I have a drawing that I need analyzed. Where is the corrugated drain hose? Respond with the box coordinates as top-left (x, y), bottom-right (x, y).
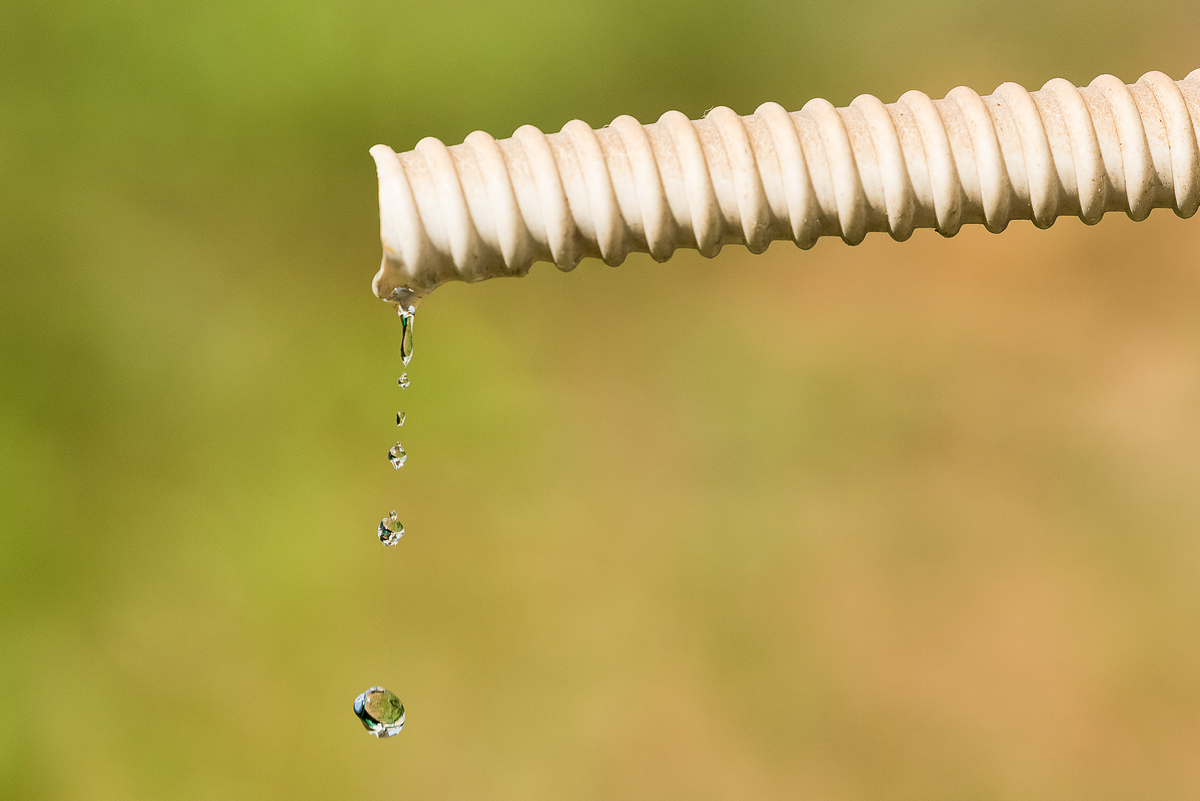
top-left (370, 69), bottom-right (1200, 309)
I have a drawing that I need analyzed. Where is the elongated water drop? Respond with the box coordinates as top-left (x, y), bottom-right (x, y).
top-left (398, 373), bottom-right (410, 389)
top-left (388, 442), bottom-right (407, 468)
top-left (377, 511), bottom-right (404, 545)
top-left (399, 309), bottom-right (414, 367)
top-left (396, 411), bottom-right (405, 427)
top-left (353, 686), bottom-right (405, 737)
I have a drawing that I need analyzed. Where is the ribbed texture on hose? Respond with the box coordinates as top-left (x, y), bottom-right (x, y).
top-left (371, 69), bottom-right (1200, 305)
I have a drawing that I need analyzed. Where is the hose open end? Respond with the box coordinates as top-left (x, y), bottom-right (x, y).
top-left (370, 144), bottom-right (436, 311)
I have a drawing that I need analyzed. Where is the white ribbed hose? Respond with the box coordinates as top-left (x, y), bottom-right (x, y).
top-left (370, 69), bottom-right (1200, 308)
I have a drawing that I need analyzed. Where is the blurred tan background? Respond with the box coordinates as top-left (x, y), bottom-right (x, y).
top-left (3, 1), bottom-right (1200, 799)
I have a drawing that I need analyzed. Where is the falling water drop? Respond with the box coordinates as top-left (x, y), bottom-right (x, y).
top-left (396, 411), bottom-right (405, 427)
top-left (377, 511), bottom-right (404, 545)
top-left (398, 373), bottom-right (410, 389)
top-left (388, 442), bottom-right (407, 468)
top-left (353, 686), bottom-right (405, 737)
top-left (399, 308), bottom-right (415, 366)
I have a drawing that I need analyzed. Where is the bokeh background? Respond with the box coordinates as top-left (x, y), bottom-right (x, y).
top-left (4, 1), bottom-right (1200, 798)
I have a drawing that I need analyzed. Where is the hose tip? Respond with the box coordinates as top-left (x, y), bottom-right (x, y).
top-left (372, 266), bottom-right (422, 312)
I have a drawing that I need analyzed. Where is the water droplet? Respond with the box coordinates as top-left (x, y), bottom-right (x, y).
top-left (377, 511), bottom-right (404, 545)
top-left (388, 442), bottom-right (407, 468)
top-left (389, 287), bottom-right (418, 313)
top-left (354, 686), bottom-right (405, 737)
top-left (396, 411), bottom-right (405, 427)
top-left (398, 373), bottom-right (410, 389)
top-left (399, 310), bottom-right (414, 367)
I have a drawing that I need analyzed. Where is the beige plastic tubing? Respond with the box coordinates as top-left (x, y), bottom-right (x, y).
top-left (370, 69), bottom-right (1200, 309)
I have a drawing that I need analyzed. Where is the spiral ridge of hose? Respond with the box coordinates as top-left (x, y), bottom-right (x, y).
top-left (371, 69), bottom-right (1200, 307)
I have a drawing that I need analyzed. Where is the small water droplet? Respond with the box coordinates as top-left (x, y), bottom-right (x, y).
top-left (396, 411), bottom-right (405, 427)
top-left (388, 442), bottom-right (407, 468)
top-left (398, 373), bottom-right (410, 389)
top-left (377, 510), bottom-right (404, 545)
top-left (399, 310), bottom-right (414, 367)
top-left (354, 686), bottom-right (405, 737)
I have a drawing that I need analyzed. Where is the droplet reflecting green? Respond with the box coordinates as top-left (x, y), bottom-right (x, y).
top-left (399, 310), bottom-right (414, 367)
top-left (354, 686), bottom-right (405, 737)
top-left (377, 511), bottom-right (403, 545)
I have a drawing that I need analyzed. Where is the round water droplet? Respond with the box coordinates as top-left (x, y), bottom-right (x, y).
top-left (354, 686), bottom-right (405, 737)
top-left (398, 373), bottom-right (410, 389)
top-left (377, 511), bottom-right (404, 545)
top-left (399, 311), bottom-right (415, 367)
top-left (396, 411), bottom-right (405, 427)
top-left (388, 442), bottom-right (407, 468)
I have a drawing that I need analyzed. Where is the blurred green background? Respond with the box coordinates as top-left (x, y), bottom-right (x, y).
top-left (3, 1), bottom-right (1200, 798)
